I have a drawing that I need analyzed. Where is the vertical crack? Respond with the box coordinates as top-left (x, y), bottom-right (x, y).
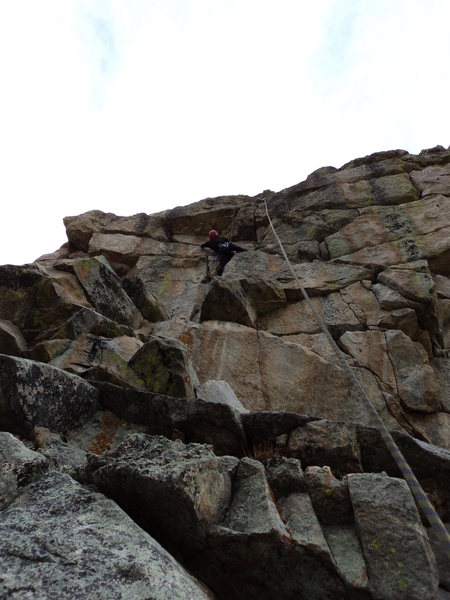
top-left (256, 329), bottom-right (270, 411)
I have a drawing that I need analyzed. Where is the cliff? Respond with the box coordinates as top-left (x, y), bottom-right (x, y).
top-left (1, 146), bottom-right (449, 599)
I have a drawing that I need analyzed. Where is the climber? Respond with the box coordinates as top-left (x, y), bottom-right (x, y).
top-left (201, 230), bottom-right (247, 276)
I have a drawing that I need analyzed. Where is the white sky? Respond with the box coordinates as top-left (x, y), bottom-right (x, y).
top-left (1, 0), bottom-right (449, 265)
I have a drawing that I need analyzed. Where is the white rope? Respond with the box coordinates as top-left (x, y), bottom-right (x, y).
top-left (263, 198), bottom-right (450, 561)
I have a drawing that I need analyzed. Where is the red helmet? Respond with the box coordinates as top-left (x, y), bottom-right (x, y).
top-left (208, 229), bottom-right (219, 240)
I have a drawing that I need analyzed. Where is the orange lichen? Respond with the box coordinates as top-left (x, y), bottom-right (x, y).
top-left (87, 411), bottom-right (121, 455)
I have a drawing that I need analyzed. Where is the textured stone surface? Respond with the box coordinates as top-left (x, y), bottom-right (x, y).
top-left (223, 458), bottom-right (287, 535)
top-left (305, 466), bottom-right (353, 525)
top-left (348, 473), bottom-right (439, 600)
top-left (0, 432), bottom-right (48, 510)
top-left (92, 434), bottom-right (237, 557)
top-left (288, 420), bottom-right (363, 476)
top-left (0, 354), bottom-right (98, 434)
top-left (264, 456), bottom-right (306, 498)
top-left (62, 256), bottom-right (143, 328)
top-left (0, 264), bottom-right (83, 343)
top-left (323, 525), bottom-right (370, 595)
top-left (1, 146), bottom-right (450, 600)
top-left (195, 379), bottom-right (248, 413)
top-left (0, 471), bottom-right (212, 599)
top-left (96, 382), bottom-right (247, 457)
top-left (50, 333), bottom-right (146, 389)
top-left (128, 335), bottom-right (199, 398)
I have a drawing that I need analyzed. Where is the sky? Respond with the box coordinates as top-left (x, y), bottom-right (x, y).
top-left (1, 0), bottom-right (449, 265)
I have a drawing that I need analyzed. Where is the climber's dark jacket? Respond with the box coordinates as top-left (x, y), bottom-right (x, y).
top-left (201, 236), bottom-right (246, 275)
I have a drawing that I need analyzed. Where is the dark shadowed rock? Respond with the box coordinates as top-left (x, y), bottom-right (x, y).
top-left (122, 274), bottom-right (168, 322)
top-left (0, 319), bottom-right (26, 356)
top-left (0, 354), bottom-right (98, 434)
top-left (242, 411), bottom-right (317, 442)
top-left (428, 522), bottom-right (450, 591)
top-left (95, 381), bottom-right (247, 457)
top-left (288, 420), bottom-right (363, 476)
top-left (0, 471), bottom-right (213, 599)
top-left (0, 264), bottom-right (83, 343)
top-left (200, 278), bottom-right (256, 327)
top-left (264, 456), bottom-right (306, 499)
top-left (305, 466), bottom-right (353, 525)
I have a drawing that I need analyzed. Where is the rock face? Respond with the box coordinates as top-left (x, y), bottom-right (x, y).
top-left (1, 145), bottom-right (450, 598)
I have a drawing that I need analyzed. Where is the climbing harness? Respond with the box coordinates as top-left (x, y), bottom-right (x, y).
top-left (263, 198), bottom-right (450, 561)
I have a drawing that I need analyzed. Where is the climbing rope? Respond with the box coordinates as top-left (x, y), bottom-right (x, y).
top-left (263, 198), bottom-right (450, 561)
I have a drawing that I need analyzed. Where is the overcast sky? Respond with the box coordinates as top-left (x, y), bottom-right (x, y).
top-left (1, 0), bottom-right (449, 265)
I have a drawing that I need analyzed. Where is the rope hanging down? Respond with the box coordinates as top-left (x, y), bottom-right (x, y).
top-left (263, 198), bottom-right (450, 561)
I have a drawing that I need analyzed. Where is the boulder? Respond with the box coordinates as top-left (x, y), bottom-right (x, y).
top-left (259, 291), bottom-right (362, 337)
top-left (339, 228), bottom-right (450, 274)
top-left (64, 209), bottom-right (169, 251)
top-left (0, 432), bottom-right (48, 510)
top-left (66, 411), bottom-right (149, 456)
top-left (428, 522), bottom-right (450, 591)
top-left (0, 264), bottom-right (83, 343)
top-left (129, 335), bottom-right (199, 399)
top-left (430, 357), bottom-right (450, 412)
top-left (58, 256), bottom-right (143, 328)
top-left (92, 434), bottom-right (237, 557)
top-left (323, 525), bottom-right (371, 596)
top-left (50, 334), bottom-right (146, 389)
top-left (410, 164), bottom-right (450, 197)
top-left (122, 275), bottom-right (168, 322)
top-left (48, 306), bottom-right (134, 340)
top-left (378, 260), bottom-right (437, 305)
top-left (287, 420), bottom-right (363, 476)
top-left (0, 354), bottom-right (98, 434)
top-left (435, 274), bottom-right (450, 299)
top-left (305, 466), bottom-right (353, 525)
top-left (200, 278), bottom-right (256, 327)
top-left (264, 456), bottom-right (306, 499)
top-left (348, 473), bottom-right (439, 600)
top-left (377, 308), bottom-right (422, 340)
top-left (278, 492), bottom-right (331, 556)
top-left (195, 379), bottom-right (248, 413)
top-left (241, 276), bottom-right (287, 314)
top-left (223, 458), bottom-right (288, 535)
top-left (0, 471), bottom-right (212, 599)
top-left (373, 283), bottom-right (410, 310)
top-left (279, 261), bottom-right (372, 301)
top-left (126, 254), bottom-right (208, 319)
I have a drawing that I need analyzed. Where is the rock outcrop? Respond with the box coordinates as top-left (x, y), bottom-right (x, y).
top-left (1, 146), bottom-right (450, 598)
